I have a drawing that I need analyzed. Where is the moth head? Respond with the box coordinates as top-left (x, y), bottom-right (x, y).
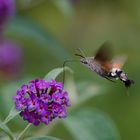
top-left (75, 48), bottom-right (94, 68)
top-left (80, 58), bottom-right (89, 67)
top-left (80, 57), bottom-right (94, 68)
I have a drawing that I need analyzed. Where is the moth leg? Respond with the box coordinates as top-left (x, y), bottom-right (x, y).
top-left (103, 76), bottom-right (116, 83)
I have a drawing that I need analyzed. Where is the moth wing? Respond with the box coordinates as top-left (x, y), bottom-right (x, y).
top-left (100, 62), bottom-right (113, 72)
top-left (94, 42), bottom-right (113, 62)
top-left (112, 55), bottom-right (127, 69)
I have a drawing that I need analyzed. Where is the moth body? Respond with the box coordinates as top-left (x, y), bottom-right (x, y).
top-left (76, 42), bottom-right (134, 87)
top-left (80, 57), bottom-right (107, 76)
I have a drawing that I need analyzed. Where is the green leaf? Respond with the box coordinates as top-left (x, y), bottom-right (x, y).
top-left (6, 16), bottom-right (72, 60)
top-left (0, 121), bottom-right (13, 140)
top-left (17, 0), bottom-right (45, 9)
top-left (64, 108), bottom-right (121, 140)
top-left (24, 136), bottom-right (61, 140)
top-left (52, 0), bottom-right (74, 17)
top-left (0, 83), bottom-right (20, 117)
top-left (0, 82), bottom-right (28, 129)
top-left (76, 81), bottom-right (102, 106)
top-left (4, 106), bottom-right (20, 124)
top-left (63, 75), bottom-right (78, 105)
top-left (44, 67), bottom-right (73, 81)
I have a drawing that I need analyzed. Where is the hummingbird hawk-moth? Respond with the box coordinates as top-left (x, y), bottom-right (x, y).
top-left (75, 42), bottom-right (134, 87)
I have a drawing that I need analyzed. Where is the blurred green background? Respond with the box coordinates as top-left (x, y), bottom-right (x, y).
top-left (0, 0), bottom-right (140, 140)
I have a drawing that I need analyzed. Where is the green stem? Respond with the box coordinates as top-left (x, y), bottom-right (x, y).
top-left (16, 123), bottom-right (32, 140)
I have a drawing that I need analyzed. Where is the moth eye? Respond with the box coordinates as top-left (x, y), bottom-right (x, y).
top-left (83, 61), bottom-right (88, 64)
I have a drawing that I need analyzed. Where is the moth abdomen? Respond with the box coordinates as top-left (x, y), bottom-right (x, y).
top-left (109, 69), bottom-right (134, 87)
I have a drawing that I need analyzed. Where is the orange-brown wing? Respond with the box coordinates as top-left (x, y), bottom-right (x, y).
top-left (94, 42), bottom-right (113, 62)
top-left (99, 55), bottom-right (127, 71)
top-left (99, 61), bottom-right (113, 72)
top-left (94, 42), bottom-right (112, 72)
top-left (94, 42), bottom-right (113, 72)
top-left (112, 55), bottom-right (127, 69)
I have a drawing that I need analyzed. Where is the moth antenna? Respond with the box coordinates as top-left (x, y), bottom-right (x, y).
top-left (76, 48), bottom-right (87, 58)
top-left (62, 59), bottom-right (79, 85)
top-left (75, 53), bottom-right (85, 58)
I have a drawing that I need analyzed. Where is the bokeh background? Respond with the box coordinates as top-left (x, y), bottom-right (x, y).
top-left (0, 0), bottom-right (139, 140)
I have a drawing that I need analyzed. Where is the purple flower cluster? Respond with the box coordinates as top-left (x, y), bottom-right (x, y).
top-left (0, 39), bottom-right (22, 79)
top-left (13, 79), bottom-right (70, 126)
top-left (0, 1), bottom-right (22, 80)
top-left (0, 0), bottom-right (15, 32)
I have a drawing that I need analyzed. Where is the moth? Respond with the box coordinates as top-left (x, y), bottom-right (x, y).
top-left (75, 42), bottom-right (134, 87)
